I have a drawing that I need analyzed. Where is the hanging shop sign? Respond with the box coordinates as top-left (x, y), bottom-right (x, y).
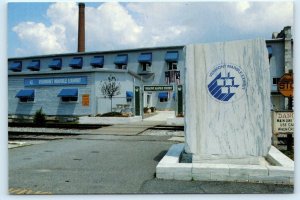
top-left (144, 85), bottom-right (173, 91)
top-left (24, 76), bottom-right (88, 86)
top-left (277, 73), bottom-right (293, 97)
top-left (273, 111), bottom-right (294, 133)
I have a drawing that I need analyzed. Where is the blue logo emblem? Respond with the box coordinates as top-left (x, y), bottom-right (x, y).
top-left (207, 64), bottom-right (247, 103)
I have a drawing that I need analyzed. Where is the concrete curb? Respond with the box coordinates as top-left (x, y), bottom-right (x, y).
top-left (156, 144), bottom-right (294, 185)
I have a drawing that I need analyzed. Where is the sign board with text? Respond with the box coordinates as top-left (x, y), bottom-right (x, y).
top-left (144, 85), bottom-right (173, 91)
top-left (277, 73), bottom-right (293, 97)
top-left (24, 76), bottom-right (88, 86)
top-left (273, 111), bottom-right (294, 133)
top-left (82, 94), bottom-right (90, 106)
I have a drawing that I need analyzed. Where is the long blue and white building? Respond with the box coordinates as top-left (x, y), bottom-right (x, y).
top-left (8, 46), bottom-right (184, 116)
top-left (8, 26), bottom-right (293, 117)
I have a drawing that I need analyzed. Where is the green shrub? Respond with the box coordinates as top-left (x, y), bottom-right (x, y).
top-left (143, 107), bottom-right (149, 113)
top-left (150, 107), bottom-right (156, 112)
top-left (33, 108), bottom-right (46, 127)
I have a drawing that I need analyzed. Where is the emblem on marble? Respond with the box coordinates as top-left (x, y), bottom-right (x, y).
top-left (207, 64), bottom-right (247, 102)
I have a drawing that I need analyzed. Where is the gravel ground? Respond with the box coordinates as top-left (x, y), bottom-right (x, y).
top-left (8, 127), bottom-right (89, 134)
top-left (140, 129), bottom-right (184, 136)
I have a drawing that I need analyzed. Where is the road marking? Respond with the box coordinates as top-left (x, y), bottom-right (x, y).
top-left (9, 188), bottom-right (52, 195)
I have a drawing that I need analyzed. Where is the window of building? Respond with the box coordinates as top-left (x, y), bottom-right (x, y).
top-left (158, 92), bottom-right (168, 102)
top-left (126, 91), bottom-right (133, 103)
top-left (49, 58), bottom-right (62, 70)
top-left (19, 97), bottom-right (34, 102)
top-left (159, 97), bottom-right (168, 102)
top-left (57, 88), bottom-right (78, 102)
top-left (141, 63), bottom-right (151, 72)
top-left (90, 56), bottom-right (104, 68)
top-left (165, 71), bottom-right (180, 84)
top-left (69, 57), bottom-right (83, 69)
top-left (61, 97), bottom-right (78, 102)
top-left (273, 77), bottom-right (281, 85)
top-left (116, 64), bottom-right (127, 70)
top-left (15, 89), bottom-right (35, 103)
top-left (138, 52), bottom-right (152, 72)
top-left (9, 61), bottom-right (22, 72)
top-left (168, 62), bottom-right (177, 70)
top-left (114, 54), bottom-right (128, 70)
top-left (27, 60), bottom-right (40, 71)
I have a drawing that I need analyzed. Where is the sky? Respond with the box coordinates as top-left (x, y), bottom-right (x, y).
top-left (7, 1), bottom-right (294, 58)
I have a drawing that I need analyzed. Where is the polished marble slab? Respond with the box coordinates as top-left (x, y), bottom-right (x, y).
top-left (184, 39), bottom-right (272, 161)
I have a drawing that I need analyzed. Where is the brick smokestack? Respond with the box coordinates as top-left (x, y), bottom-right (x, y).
top-left (78, 3), bottom-right (85, 52)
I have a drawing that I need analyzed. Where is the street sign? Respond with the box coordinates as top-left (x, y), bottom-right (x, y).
top-left (273, 111), bottom-right (294, 133)
top-left (277, 73), bottom-right (293, 97)
top-left (144, 85), bottom-right (173, 91)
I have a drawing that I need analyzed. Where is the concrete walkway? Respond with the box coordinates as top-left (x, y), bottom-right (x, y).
top-left (143, 111), bottom-right (175, 122)
top-left (88, 121), bottom-right (162, 136)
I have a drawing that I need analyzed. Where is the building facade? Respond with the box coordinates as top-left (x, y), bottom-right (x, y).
top-left (266, 26), bottom-right (293, 111)
top-left (8, 46), bottom-right (184, 117)
top-left (8, 26), bottom-right (292, 117)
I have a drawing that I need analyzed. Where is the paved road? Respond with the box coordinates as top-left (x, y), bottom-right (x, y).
top-left (9, 133), bottom-right (293, 194)
top-left (9, 134), bottom-right (174, 194)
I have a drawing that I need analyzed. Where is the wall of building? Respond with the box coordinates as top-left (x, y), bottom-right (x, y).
top-left (267, 41), bottom-right (285, 93)
top-left (267, 26), bottom-right (293, 111)
top-left (8, 46), bottom-right (184, 116)
top-left (8, 72), bottom-right (94, 116)
top-left (94, 71), bottom-right (134, 115)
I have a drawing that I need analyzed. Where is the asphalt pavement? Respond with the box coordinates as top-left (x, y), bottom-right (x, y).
top-left (8, 124), bottom-right (294, 194)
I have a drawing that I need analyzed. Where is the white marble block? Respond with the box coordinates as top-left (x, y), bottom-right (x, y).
top-left (184, 39), bottom-right (272, 162)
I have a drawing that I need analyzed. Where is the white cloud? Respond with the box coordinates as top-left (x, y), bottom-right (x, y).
top-left (236, 1), bottom-right (250, 13)
top-left (13, 21), bottom-right (67, 55)
top-left (85, 2), bottom-right (143, 51)
top-left (11, 1), bottom-right (293, 57)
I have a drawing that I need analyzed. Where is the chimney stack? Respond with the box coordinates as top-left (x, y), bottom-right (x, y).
top-left (78, 3), bottom-right (85, 52)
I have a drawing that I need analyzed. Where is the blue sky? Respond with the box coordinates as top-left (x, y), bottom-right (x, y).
top-left (7, 1), bottom-right (293, 58)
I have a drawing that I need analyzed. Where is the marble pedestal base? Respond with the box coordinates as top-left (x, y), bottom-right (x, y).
top-left (192, 155), bottom-right (269, 165)
top-left (156, 144), bottom-right (294, 185)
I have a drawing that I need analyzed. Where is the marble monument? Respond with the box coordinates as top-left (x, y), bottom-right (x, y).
top-left (184, 39), bottom-right (272, 164)
top-left (156, 39), bottom-right (293, 184)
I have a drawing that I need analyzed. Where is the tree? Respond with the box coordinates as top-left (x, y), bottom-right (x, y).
top-left (33, 107), bottom-right (46, 127)
top-left (100, 75), bottom-right (121, 112)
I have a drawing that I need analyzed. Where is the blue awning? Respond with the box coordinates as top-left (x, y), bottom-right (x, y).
top-left (126, 91), bottom-right (133, 98)
top-left (69, 57), bottom-right (83, 68)
top-left (114, 54), bottom-right (128, 64)
top-left (165, 51), bottom-right (179, 62)
top-left (158, 92), bottom-right (168, 99)
top-left (15, 89), bottom-right (34, 98)
top-left (27, 60), bottom-right (40, 70)
top-left (10, 61), bottom-right (22, 72)
top-left (57, 88), bottom-right (78, 97)
top-left (49, 58), bottom-right (62, 69)
top-left (90, 56), bottom-right (104, 67)
top-left (138, 53), bottom-right (152, 63)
